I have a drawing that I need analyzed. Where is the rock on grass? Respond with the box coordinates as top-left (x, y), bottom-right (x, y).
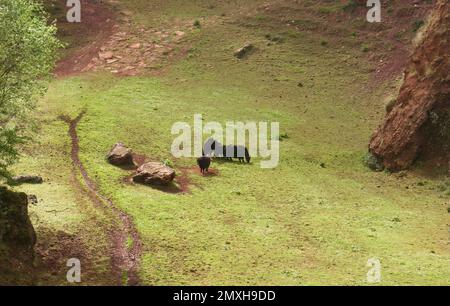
top-left (132, 162), bottom-right (176, 186)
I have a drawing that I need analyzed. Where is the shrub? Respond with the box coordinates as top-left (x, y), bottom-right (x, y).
top-left (363, 152), bottom-right (384, 171)
top-left (0, 0), bottom-right (62, 179)
top-left (412, 20), bottom-right (425, 32)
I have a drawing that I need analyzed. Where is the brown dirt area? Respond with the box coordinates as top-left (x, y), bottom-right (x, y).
top-left (54, 0), bottom-right (192, 77)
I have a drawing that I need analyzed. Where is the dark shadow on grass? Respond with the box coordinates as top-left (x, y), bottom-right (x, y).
top-left (111, 163), bottom-right (138, 171)
top-left (132, 180), bottom-right (184, 194)
top-left (212, 158), bottom-right (253, 166)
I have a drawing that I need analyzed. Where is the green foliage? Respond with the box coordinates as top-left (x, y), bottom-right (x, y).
top-left (363, 152), bottom-right (384, 171)
top-left (0, 0), bottom-right (61, 178)
top-left (412, 20), bottom-right (425, 32)
top-left (193, 19), bottom-right (201, 28)
top-left (342, 0), bottom-right (364, 12)
top-left (361, 43), bottom-right (370, 52)
top-left (385, 98), bottom-right (397, 113)
top-left (162, 159), bottom-right (173, 168)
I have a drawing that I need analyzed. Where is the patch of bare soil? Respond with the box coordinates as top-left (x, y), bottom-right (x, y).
top-left (175, 166), bottom-right (219, 193)
top-left (54, 0), bottom-right (116, 77)
top-left (120, 154), bottom-right (209, 194)
top-left (59, 111), bottom-right (142, 286)
top-left (33, 229), bottom-right (104, 284)
top-left (87, 23), bottom-right (193, 77)
top-left (252, 0), bottom-right (435, 84)
top-left (54, 0), bottom-right (192, 77)
top-left (364, 1), bottom-right (436, 83)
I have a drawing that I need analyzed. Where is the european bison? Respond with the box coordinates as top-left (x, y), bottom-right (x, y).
top-left (206, 139), bottom-right (251, 163)
top-left (197, 156), bottom-right (211, 174)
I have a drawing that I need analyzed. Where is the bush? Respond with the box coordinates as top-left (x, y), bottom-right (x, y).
top-left (412, 20), bottom-right (425, 32)
top-left (162, 159), bottom-right (174, 168)
top-left (385, 98), bottom-right (397, 113)
top-left (0, 0), bottom-right (62, 179)
top-left (363, 152), bottom-right (384, 171)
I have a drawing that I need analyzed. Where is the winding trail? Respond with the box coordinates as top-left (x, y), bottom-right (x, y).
top-left (59, 111), bottom-right (142, 286)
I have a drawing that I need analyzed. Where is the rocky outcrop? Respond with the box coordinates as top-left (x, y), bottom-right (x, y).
top-left (369, 0), bottom-right (450, 171)
top-left (132, 162), bottom-right (176, 186)
top-left (0, 187), bottom-right (36, 251)
top-left (107, 143), bottom-right (135, 166)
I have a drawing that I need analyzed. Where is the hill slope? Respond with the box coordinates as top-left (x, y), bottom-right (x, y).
top-left (3, 0), bottom-right (448, 285)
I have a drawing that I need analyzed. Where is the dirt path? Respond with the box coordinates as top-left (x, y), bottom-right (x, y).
top-left (59, 111), bottom-right (142, 286)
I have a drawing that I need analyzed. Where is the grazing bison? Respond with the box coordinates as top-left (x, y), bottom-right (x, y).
top-left (203, 138), bottom-right (217, 157)
top-left (207, 139), bottom-right (251, 163)
top-left (197, 156), bottom-right (211, 174)
top-left (233, 145), bottom-right (251, 163)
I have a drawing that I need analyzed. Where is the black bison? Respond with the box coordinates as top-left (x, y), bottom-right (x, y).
top-left (205, 139), bottom-right (251, 163)
top-left (197, 156), bottom-right (211, 174)
top-left (225, 145), bottom-right (251, 163)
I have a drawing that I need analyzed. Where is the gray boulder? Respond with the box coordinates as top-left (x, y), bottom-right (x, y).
top-left (107, 142), bottom-right (134, 166)
top-left (132, 162), bottom-right (176, 186)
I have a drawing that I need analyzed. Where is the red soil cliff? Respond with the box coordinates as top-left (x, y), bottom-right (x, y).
top-left (369, 0), bottom-right (450, 171)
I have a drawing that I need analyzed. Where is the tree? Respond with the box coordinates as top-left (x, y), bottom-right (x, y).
top-left (0, 0), bottom-right (61, 179)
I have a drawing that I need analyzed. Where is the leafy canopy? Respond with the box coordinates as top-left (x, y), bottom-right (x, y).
top-left (0, 0), bottom-right (61, 179)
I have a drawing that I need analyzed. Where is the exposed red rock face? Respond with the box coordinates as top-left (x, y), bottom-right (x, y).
top-left (369, 0), bottom-right (450, 171)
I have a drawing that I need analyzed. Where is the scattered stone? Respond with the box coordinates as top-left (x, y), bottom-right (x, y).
top-left (107, 143), bottom-right (134, 166)
top-left (174, 31), bottom-right (186, 36)
top-left (11, 175), bottom-right (43, 185)
top-left (129, 43), bottom-right (141, 49)
top-left (82, 62), bottom-right (95, 72)
top-left (132, 162), bottom-right (176, 186)
top-left (99, 51), bottom-right (114, 60)
top-left (234, 43), bottom-right (255, 59)
top-left (121, 10), bottom-right (133, 16)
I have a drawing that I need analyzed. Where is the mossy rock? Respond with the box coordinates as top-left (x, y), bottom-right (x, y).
top-left (363, 152), bottom-right (385, 172)
top-left (0, 187), bottom-right (36, 249)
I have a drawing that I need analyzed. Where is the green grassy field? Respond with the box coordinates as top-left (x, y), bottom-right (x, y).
top-left (8, 0), bottom-right (450, 285)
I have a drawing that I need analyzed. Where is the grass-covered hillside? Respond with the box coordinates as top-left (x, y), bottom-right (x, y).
top-left (3, 0), bottom-right (448, 285)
